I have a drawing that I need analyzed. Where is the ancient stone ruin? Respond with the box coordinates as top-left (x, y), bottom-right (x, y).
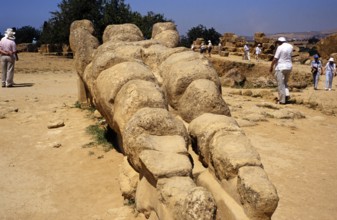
top-left (70, 19), bottom-right (279, 220)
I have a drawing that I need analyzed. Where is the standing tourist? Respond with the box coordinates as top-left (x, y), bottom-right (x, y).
top-left (200, 42), bottom-right (206, 54)
top-left (207, 40), bottom-right (213, 57)
top-left (255, 44), bottom-right (262, 62)
top-left (269, 37), bottom-right (293, 104)
top-left (243, 43), bottom-right (250, 61)
top-left (0, 28), bottom-right (18, 88)
top-left (324, 57), bottom-right (336, 91)
top-left (218, 42), bottom-right (222, 55)
top-left (311, 54), bottom-right (323, 90)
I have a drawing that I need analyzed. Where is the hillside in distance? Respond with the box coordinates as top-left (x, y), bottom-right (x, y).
top-left (266, 28), bottom-right (337, 40)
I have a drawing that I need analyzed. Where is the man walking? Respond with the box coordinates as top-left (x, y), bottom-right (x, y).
top-left (269, 37), bottom-right (293, 104)
top-left (243, 43), bottom-right (250, 61)
top-left (0, 28), bottom-right (17, 88)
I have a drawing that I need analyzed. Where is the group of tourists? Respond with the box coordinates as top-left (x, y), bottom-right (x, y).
top-left (310, 54), bottom-right (336, 91)
top-left (269, 36), bottom-right (336, 105)
top-left (193, 40), bottom-right (213, 57)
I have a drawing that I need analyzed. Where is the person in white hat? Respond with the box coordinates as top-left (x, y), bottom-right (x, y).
top-left (269, 37), bottom-right (293, 104)
top-left (255, 44), bottom-right (262, 62)
top-left (243, 43), bottom-right (250, 61)
top-left (0, 28), bottom-right (18, 87)
top-left (324, 57), bottom-right (336, 91)
top-left (311, 54), bottom-right (323, 90)
top-left (207, 40), bottom-right (213, 57)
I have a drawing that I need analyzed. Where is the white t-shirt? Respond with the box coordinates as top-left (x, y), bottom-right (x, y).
top-left (274, 42), bottom-right (293, 70)
top-left (255, 46), bottom-right (261, 55)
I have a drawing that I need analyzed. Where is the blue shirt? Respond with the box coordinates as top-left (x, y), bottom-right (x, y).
top-left (311, 60), bottom-right (322, 74)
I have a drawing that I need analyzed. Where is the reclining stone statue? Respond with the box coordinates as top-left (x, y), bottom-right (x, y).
top-left (70, 19), bottom-right (279, 220)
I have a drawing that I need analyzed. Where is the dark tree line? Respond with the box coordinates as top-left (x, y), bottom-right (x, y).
top-left (39, 0), bottom-right (170, 44)
top-left (4, 0), bottom-right (226, 48)
top-left (179, 24), bottom-right (222, 48)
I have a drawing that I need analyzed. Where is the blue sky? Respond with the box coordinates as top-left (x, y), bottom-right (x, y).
top-left (1, 0), bottom-right (337, 36)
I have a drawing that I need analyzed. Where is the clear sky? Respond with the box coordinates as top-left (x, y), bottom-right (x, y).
top-left (1, 0), bottom-right (337, 36)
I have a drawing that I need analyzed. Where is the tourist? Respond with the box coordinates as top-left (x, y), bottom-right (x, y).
top-left (218, 42), bottom-right (222, 55)
top-left (200, 42), bottom-right (206, 54)
top-left (255, 44), bottom-right (262, 62)
top-left (269, 37), bottom-right (293, 104)
top-left (311, 54), bottom-right (323, 90)
top-left (324, 57), bottom-right (336, 91)
top-left (243, 43), bottom-right (250, 61)
top-left (0, 28), bottom-right (18, 88)
top-left (207, 40), bottom-right (213, 57)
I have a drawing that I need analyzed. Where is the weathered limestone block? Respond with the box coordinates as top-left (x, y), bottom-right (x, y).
top-left (139, 150), bottom-right (192, 186)
top-left (162, 58), bottom-right (221, 109)
top-left (211, 132), bottom-right (262, 180)
top-left (159, 51), bottom-right (202, 78)
top-left (196, 170), bottom-right (250, 220)
top-left (82, 62), bottom-right (97, 102)
top-left (69, 20), bottom-right (99, 76)
top-left (136, 177), bottom-right (163, 219)
top-left (69, 20), bottom-right (100, 104)
top-left (141, 45), bottom-right (187, 84)
top-left (317, 33), bottom-right (337, 59)
top-left (177, 79), bottom-right (231, 122)
top-left (136, 177), bottom-right (174, 220)
top-left (264, 108), bottom-right (306, 120)
top-left (124, 107), bottom-right (189, 140)
top-left (113, 80), bottom-right (167, 133)
top-left (181, 187), bottom-right (217, 220)
top-left (189, 113), bottom-right (243, 166)
top-left (157, 177), bottom-right (216, 220)
top-left (158, 177), bottom-right (196, 212)
top-left (103, 23), bottom-right (144, 43)
top-left (94, 61), bottom-right (156, 121)
top-left (123, 108), bottom-right (189, 169)
top-left (152, 22), bottom-right (179, 48)
top-left (237, 166), bottom-right (279, 220)
top-left (125, 134), bottom-right (188, 172)
top-left (153, 30), bottom-right (179, 48)
top-left (89, 43), bottom-right (144, 86)
top-left (152, 22), bottom-right (177, 38)
top-left (119, 157), bottom-right (139, 200)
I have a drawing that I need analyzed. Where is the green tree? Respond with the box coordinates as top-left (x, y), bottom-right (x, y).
top-left (40, 0), bottom-right (103, 44)
top-left (40, 0), bottom-right (171, 44)
top-left (179, 24), bottom-right (221, 48)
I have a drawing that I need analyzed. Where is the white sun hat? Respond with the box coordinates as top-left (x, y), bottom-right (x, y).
top-left (328, 57), bottom-right (334, 62)
top-left (277, 37), bottom-right (287, 42)
top-left (5, 28), bottom-right (15, 40)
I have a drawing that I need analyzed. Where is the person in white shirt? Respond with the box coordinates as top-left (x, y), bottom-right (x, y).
top-left (311, 54), bottom-right (323, 90)
top-left (255, 44), bottom-right (262, 62)
top-left (0, 28), bottom-right (18, 88)
top-left (269, 37), bottom-right (293, 104)
top-left (243, 43), bottom-right (250, 61)
top-left (207, 40), bottom-right (213, 57)
top-left (324, 57), bottom-right (336, 91)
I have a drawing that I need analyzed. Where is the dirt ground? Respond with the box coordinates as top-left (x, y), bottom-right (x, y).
top-left (1, 53), bottom-right (337, 220)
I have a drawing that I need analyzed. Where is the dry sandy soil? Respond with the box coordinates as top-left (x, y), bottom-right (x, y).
top-left (1, 52), bottom-right (337, 220)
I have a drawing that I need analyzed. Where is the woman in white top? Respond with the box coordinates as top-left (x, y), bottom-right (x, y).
top-left (324, 57), bottom-right (336, 91)
top-left (255, 44), bottom-right (262, 62)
